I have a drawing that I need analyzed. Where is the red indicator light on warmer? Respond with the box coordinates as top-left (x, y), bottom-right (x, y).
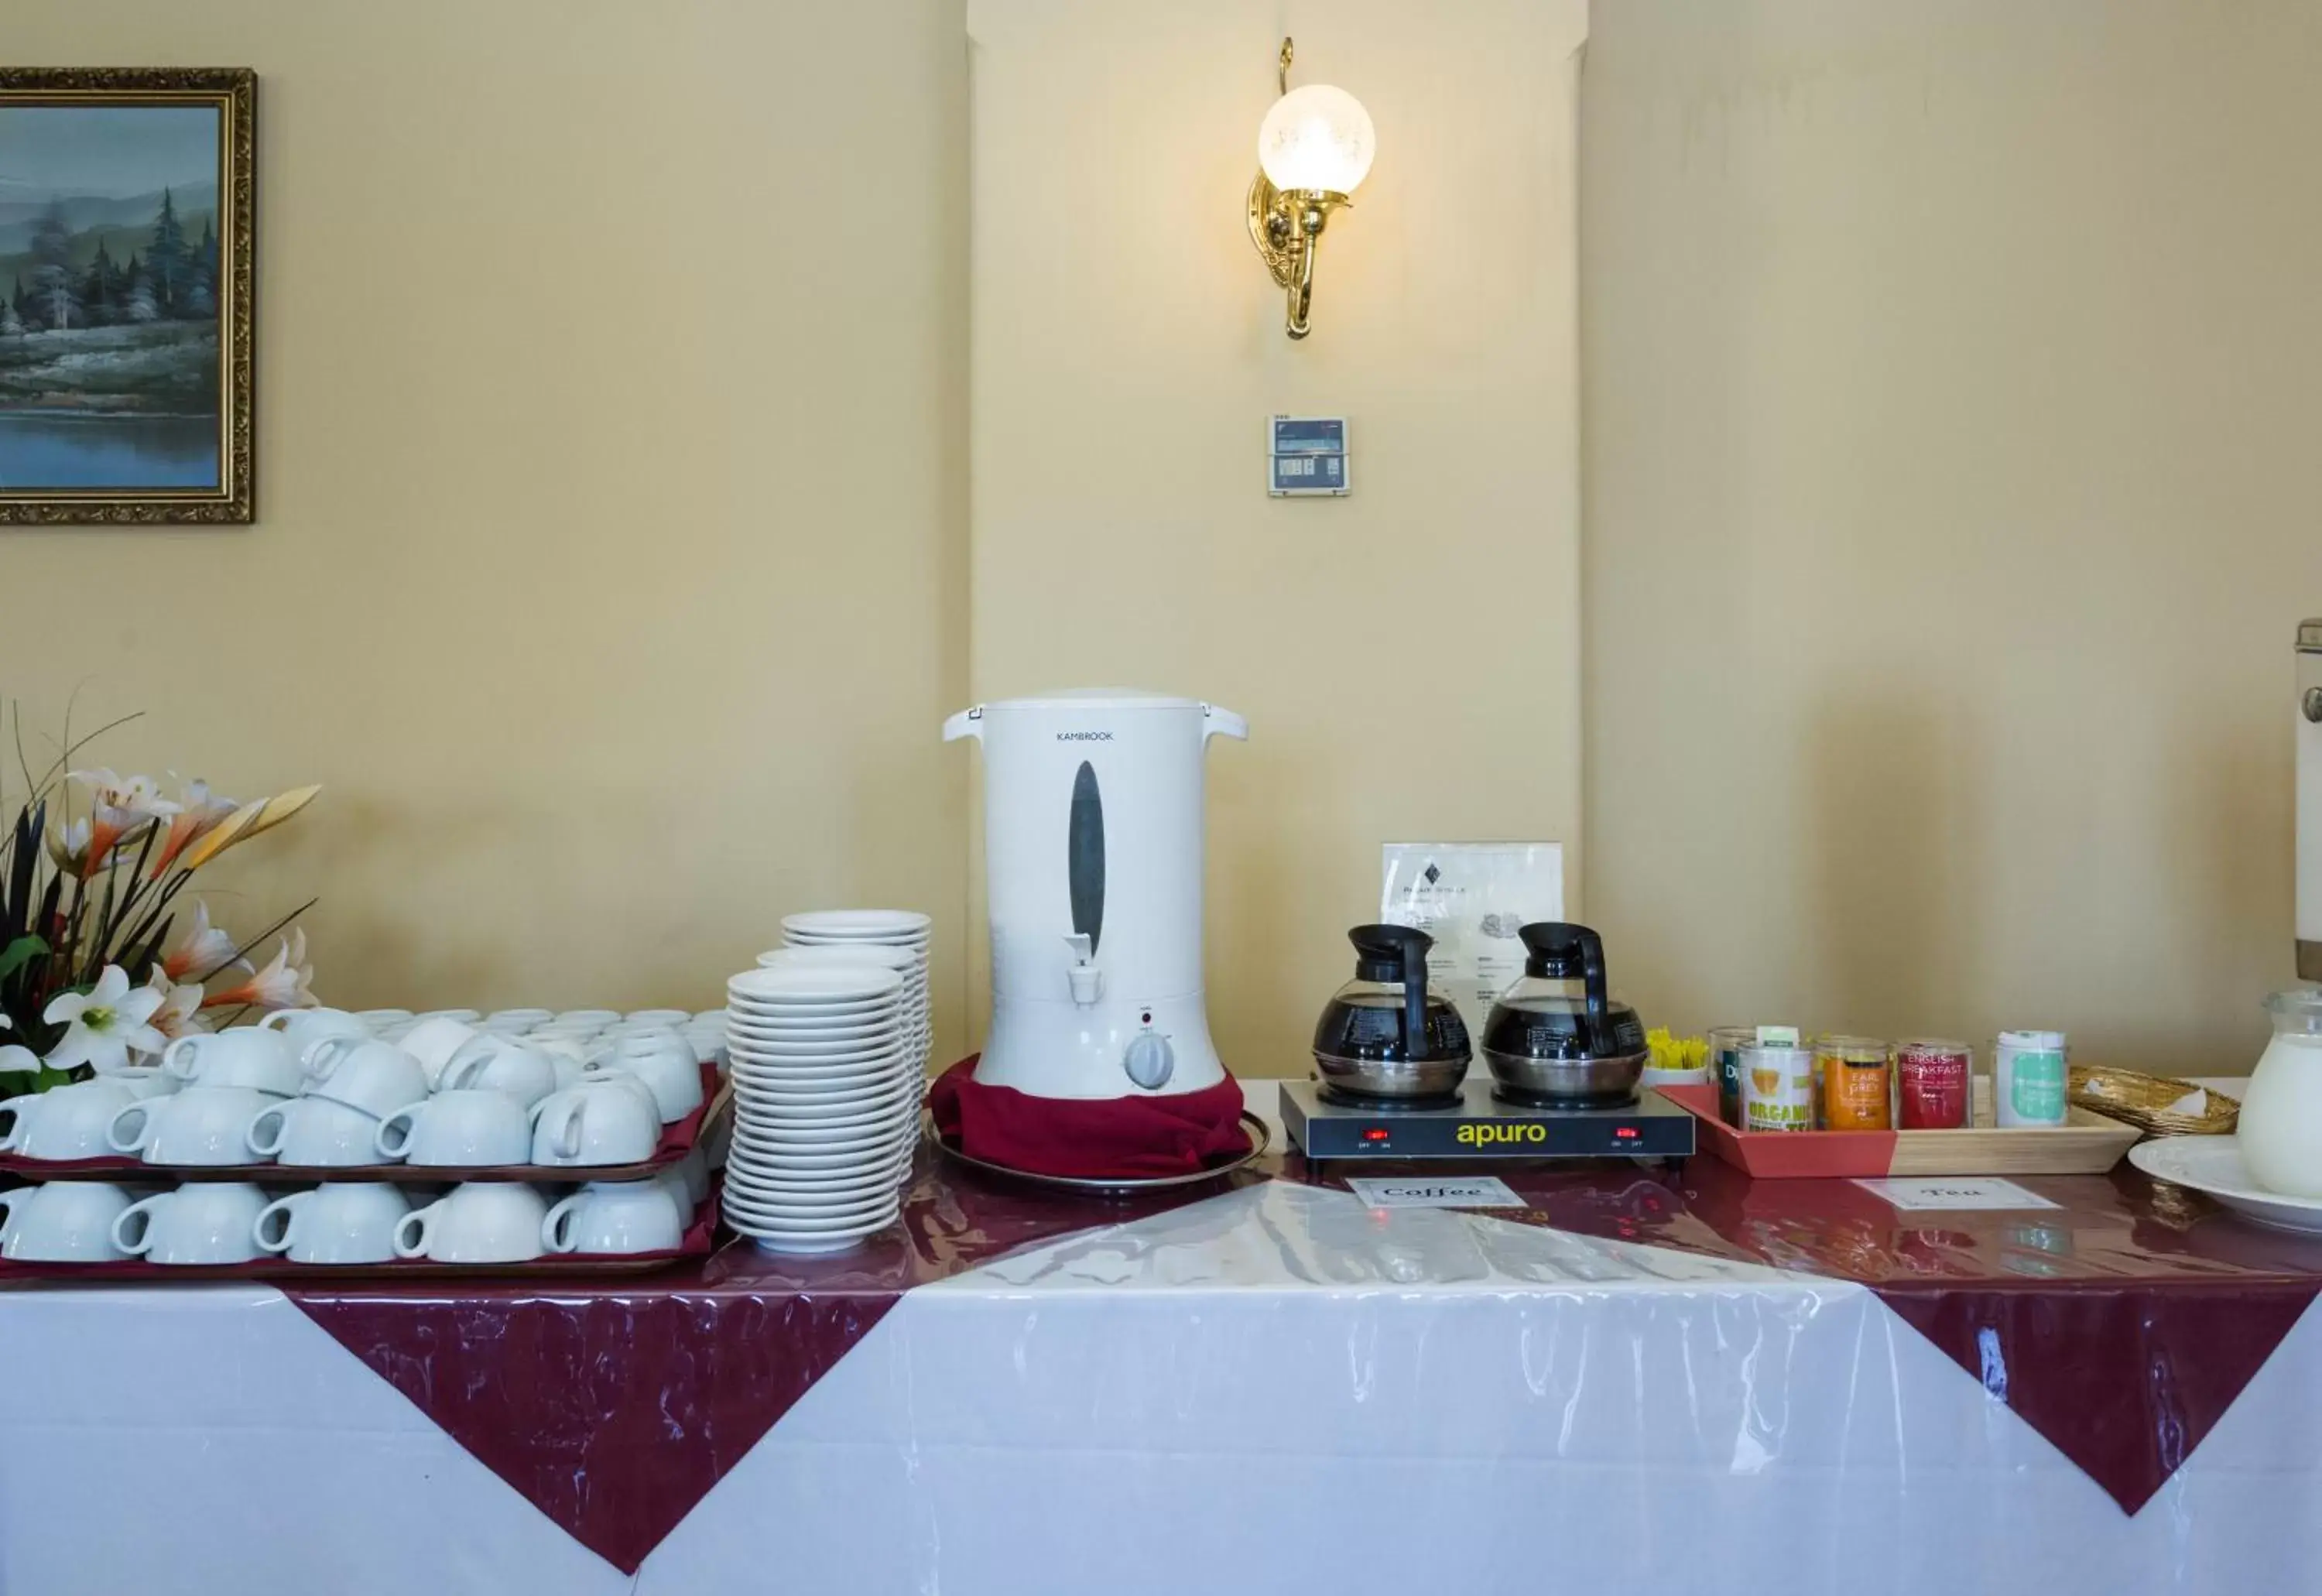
top-left (1615, 1127), bottom-right (1639, 1140)
top-left (1363, 1129), bottom-right (1390, 1142)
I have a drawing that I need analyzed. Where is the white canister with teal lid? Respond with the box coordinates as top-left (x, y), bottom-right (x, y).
top-left (1995, 1030), bottom-right (2069, 1126)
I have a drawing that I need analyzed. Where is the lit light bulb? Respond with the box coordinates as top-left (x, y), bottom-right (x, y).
top-left (1256, 84), bottom-right (1375, 196)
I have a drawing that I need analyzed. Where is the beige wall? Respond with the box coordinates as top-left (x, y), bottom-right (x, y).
top-left (2, 2), bottom-right (971, 1046)
top-left (1582, 1), bottom-right (2322, 1074)
top-left (19, 0), bottom-right (2289, 1084)
top-left (965, 0), bottom-right (1590, 1074)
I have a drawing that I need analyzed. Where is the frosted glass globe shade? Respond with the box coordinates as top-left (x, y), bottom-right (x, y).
top-left (1257, 84), bottom-right (1375, 195)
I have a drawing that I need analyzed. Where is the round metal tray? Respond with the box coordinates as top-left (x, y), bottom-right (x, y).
top-left (926, 1108), bottom-right (1271, 1197)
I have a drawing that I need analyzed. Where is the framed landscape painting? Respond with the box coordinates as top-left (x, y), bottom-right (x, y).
top-left (0, 69), bottom-right (254, 524)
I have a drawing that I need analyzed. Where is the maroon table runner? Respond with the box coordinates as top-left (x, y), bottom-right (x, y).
top-left (268, 1140), bottom-right (2322, 1572)
top-left (283, 1152), bottom-right (1266, 1573)
top-left (1288, 1153), bottom-right (2322, 1515)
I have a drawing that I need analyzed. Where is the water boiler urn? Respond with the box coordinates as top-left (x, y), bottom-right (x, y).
top-left (945, 690), bottom-right (1247, 1098)
top-left (2302, 621), bottom-right (2321, 981)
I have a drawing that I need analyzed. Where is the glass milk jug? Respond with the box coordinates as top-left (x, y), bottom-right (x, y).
top-left (2238, 989), bottom-right (2322, 1197)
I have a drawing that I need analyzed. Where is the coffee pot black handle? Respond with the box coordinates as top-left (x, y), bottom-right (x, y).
top-left (1518, 922), bottom-right (1608, 1018)
top-left (1348, 924), bottom-right (1437, 1057)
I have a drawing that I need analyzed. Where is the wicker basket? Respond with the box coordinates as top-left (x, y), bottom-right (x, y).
top-left (2069, 1064), bottom-right (2240, 1137)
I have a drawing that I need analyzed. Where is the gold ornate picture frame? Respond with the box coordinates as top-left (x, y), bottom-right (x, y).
top-left (0, 68), bottom-right (255, 524)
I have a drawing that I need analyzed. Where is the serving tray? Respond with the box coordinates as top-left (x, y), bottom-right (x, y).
top-left (1659, 1084), bottom-right (2140, 1180)
top-left (0, 1063), bottom-right (727, 1185)
top-left (0, 1184), bottom-right (723, 1283)
top-left (929, 1109), bottom-right (1271, 1197)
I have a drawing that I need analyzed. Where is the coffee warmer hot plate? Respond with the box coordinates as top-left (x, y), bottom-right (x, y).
top-left (1279, 1078), bottom-right (1695, 1167)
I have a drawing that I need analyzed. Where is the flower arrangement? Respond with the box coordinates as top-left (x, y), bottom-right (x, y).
top-left (0, 710), bottom-right (321, 1093)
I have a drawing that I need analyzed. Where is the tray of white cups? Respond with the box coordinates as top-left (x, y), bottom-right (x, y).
top-left (0, 1003), bottom-right (728, 1184)
top-left (0, 1152), bottom-right (720, 1279)
top-left (722, 958), bottom-right (925, 1255)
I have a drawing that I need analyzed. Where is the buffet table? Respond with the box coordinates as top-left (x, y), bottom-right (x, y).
top-left (4, 1083), bottom-right (2320, 1596)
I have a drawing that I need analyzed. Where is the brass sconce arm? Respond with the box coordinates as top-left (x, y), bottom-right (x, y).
top-left (1246, 180), bottom-right (1349, 341)
top-left (1247, 37), bottom-right (1370, 341)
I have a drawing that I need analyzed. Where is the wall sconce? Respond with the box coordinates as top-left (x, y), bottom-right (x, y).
top-left (1246, 38), bottom-right (1375, 341)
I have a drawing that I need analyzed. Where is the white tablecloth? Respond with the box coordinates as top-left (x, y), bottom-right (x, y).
top-left (1, 1084), bottom-right (2313, 1595)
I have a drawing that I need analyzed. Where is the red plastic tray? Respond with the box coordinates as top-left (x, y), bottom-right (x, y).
top-left (0, 1062), bottom-right (726, 1185)
top-left (0, 1182), bottom-right (723, 1283)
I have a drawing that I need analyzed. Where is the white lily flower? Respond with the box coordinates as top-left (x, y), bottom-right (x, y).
top-left (0, 1043), bottom-right (37, 1074)
top-left (144, 968), bottom-right (210, 1042)
top-left (45, 816), bottom-right (101, 875)
top-left (150, 776), bottom-right (241, 876)
top-left (43, 964), bottom-right (169, 1073)
top-left (161, 900), bottom-right (245, 984)
top-left (202, 929), bottom-right (316, 1012)
top-left (57, 769), bottom-right (176, 879)
top-left (69, 768), bottom-right (182, 827)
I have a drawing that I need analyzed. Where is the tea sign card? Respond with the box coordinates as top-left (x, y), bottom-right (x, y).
top-left (0, 70), bottom-right (254, 523)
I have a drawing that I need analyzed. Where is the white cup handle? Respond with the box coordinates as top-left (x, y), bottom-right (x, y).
top-left (106, 1102), bottom-right (156, 1155)
top-left (112, 1195), bottom-right (165, 1256)
top-left (258, 1010), bottom-right (294, 1032)
top-left (534, 1095), bottom-right (583, 1163)
top-left (0, 1187), bottom-right (29, 1242)
top-left (0, 1094), bottom-right (40, 1154)
top-left (253, 1191), bottom-right (308, 1254)
top-left (160, 1035), bottom-right (206, 1082)
top-left (392, 1203), bottom-right (438, 1260)
top-left (245, 1104), bottom-right (291, 1159)
top-left (542, 1194), bottom-right (584, 1254)
top-left (301, 1035), bottom-right (357, 1081)
top-left (374, 1103), bottom-right (426, 1161)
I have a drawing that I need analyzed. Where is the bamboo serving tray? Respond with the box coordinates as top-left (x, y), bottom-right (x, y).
top-left (1658, 1084), bottom-right (2141, 1180)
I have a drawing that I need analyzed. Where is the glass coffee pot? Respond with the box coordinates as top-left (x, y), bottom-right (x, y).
top-left (1310, 925), bottom-right (1471, 1102)
top-left (1480, 922), bottom-right (1649, 1106)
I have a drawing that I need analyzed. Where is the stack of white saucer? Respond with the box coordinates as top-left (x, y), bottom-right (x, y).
top-left (774, 909), bottom-right (933, 1070)
top-left (721, 963), bottom-right (919, 1253)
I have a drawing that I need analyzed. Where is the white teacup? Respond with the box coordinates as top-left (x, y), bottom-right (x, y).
top-left (245, 1096), bottom-right (384, 1167)
top-left (585, 1036), bottom-right (704, 1124)
top-left (397, 1022), bottom-right (483, 1087)
top-left (483, 1008), bottom-right (555, 1031)
top-left (414, 1009), bottom-right (482, 1023)
top-left (258, 1006), bottom-right (371, 1053)
top-left (437, 1036), bottom-right (559, 1109)
top-left (397, 1016), bottom-right (483, 1084)
top-left (0, 1180), bottom-right (140, 1261)
top-left (555, 1009), bottom-right (622, 1029)
top-left (543, 1179), bottom-right (687, 1255)
top-left (659, 1147), bottom-right (711, 1207)
top-left (254, 1182), bottom-right (411, 1264)
top-left (113, 1182), bottom-right (269, 1265)
top-left (91, 1060), bottom-right (183, 1100)
top-left (160, 1030), bottom-right (302, 1097)
top-left (394, 1182), bottom-right (549, 1262)
top-left (108, 1086), bottom-right (279, 1165)
top-left (0, 1079), bottom-right (146, 1162)
top-left (299, 1036), bottom-right (428, 1119)
top-left (529, 1081), bottom-right (661, 1166)
top-left (625, 1009), bottom-right (692, 1027)
top-left (354, 1009), bottom-right (415, 1032)
top-left (375, 1090), bottom-right (532, 1166)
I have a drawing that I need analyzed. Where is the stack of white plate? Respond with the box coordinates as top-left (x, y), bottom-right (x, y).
top-left (777, 909), bottom-right (932, 1070)
top-left (721, 964), bottom-right (917, 1253)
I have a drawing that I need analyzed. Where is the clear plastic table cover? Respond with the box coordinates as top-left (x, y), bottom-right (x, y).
top-left (5, 1101), bottom-right (2321, 1594)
